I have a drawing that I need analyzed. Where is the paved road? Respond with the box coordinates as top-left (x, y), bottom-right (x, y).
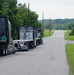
top-left (0, 30), bottom-right (69, 75)
top-left (66, 40), bottom-right (74, 44)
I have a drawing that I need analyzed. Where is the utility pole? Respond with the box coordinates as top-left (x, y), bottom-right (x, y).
top-left (49, 18), bottom-right (50, 34)
top-left (48, 18), bottom-right (52, 34)
top-left (42, 13), bottom-right (44, 36)
top-left (28, 3), bottom-right (30, 26)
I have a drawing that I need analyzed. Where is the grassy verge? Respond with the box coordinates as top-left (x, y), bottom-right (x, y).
top-left (66, 44), bottom-right (74, 75)
top-left (65, 31), bottom-right (74, 40)
top-left (44, 30), bottom-right (54, 37)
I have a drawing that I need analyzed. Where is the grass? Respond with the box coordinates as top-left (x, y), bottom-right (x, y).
top-left (44, 30), bottom-right (54, 37)
top-left (64, 31), bottom-right (74, 40)
top-left (66, 44), bottom-right (74, 75)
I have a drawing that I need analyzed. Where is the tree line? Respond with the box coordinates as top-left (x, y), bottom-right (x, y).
top-left (42, 19), bottom-right (74, 30)
top-left (0, 0), bottom-right (42, 31)
top-left (40, 19), bottom-right (74, 35)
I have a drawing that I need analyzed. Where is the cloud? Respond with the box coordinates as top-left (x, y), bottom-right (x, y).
top-left (17, 0), bottom-right (74, 19)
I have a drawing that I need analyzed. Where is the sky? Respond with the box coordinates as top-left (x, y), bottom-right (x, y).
top-left (17, 0), bottom-right (74, 20)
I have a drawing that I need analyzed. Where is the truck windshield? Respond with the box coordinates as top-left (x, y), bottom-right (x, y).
top-left (0, 18), bottom-right (4, 37)
top-left (25, 30), bottom-right (33, 40)
top-left (37, 32), bottom-right (41, 38)
top-left (20, 30), bottom-right (25, 40)
top-left (19, 27), bottom-right (26, 40)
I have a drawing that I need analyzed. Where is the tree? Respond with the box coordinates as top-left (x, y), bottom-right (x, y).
top-left (1, 1), bottom-right (12, 16)
top-left (0, 0), bottom-right (42, 31)
top-left (67, 22), bottom-right (74, 35)
top-left (17, 3), bottom-right (41, 28)
top-left (67, 22), bottom-right (74, 30)
top-left (0, 0), bottom-right (17, 29)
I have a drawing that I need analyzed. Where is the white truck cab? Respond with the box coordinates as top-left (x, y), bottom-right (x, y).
top-left (13, 26), bottom-right (37, 51)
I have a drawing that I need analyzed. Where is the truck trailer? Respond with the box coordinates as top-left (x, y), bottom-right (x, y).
top-left (0, 16), bottom-right (15, 55)
top-left (13, 26), bottom-right (37, 51)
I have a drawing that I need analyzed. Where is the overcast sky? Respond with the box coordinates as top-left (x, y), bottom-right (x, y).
top-left (17, 0), bottom-right (74, 20)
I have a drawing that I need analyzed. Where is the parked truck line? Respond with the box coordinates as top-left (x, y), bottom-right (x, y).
top-left (13, 26), bottom-right (43, 51)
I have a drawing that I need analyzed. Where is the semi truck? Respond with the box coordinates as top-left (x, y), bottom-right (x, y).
top-left (36, 28), bottom-right (43, 45)
top-left (13, 26), bottom-right (37, 51)
top-left (0, 16), bottom-right (15, 55)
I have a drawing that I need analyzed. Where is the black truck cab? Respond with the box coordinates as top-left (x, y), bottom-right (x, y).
top-left (0, 16), bottom-right (15, 55)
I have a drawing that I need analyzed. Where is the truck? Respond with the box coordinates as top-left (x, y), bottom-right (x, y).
top-left (0, 16), bottom-right (15, 55)
top-left (13, 26), bottom-right (37, 51)
top-left (36, 28), bottom-right (43, 46)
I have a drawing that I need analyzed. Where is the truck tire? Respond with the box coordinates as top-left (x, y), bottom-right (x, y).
top-left (36, 41), bottom-right (38, 46)
top-left (5, 48), bottom-right (8, 55)
top-left (3, 48), bottom-right (6, 55)
top-left (13, 50), bottom-right (15, 54)
top-left (27, 44), bottom-right (29, 51)
top-left (2, 46), bottom-right (8, 55)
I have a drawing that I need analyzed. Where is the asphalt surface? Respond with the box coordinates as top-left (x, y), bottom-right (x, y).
top-left (0, 30), bottom-right (69, 75)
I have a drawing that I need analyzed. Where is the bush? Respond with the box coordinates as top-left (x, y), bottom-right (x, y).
top-left (69, 27), bottom-right (74, 35)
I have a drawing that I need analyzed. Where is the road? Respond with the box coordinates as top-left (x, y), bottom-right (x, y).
top-left (0, 30), bottom-right (69, 75)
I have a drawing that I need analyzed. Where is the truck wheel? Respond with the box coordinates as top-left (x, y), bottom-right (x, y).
top-left (3, 49), bottom-right (6, 55)
top-left (3, 46), bottom-right (8, 55)
top-left (29, 42), bottom-right (35, 49)
top-left (13, 50), bottom-right (15, 54)
top-left (31, 44), bottom-right (35, 49)
top-left (36, 41), bottom-right (38, 46)
top-left (5, 49), bottom-right (8, 55)
top-left (27, 45), bottom-right (29, 51)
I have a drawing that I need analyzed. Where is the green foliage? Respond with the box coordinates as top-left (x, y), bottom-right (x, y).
top-left (2, 2), bottom-right (9, 16)
top-left (67, 22), bottom-right (74, 30)
top-left (0, 0), bottom-right (41, 30)
top-left (72, 27), bottom-right (74, 35)
top-left (66, 44), bottom-right (74, 75)
top-left (64, 31), bottom-right (74, 40)
top-left (16, 3), bottom-right (41, 28)
top-left (39, 19), bottom-right (74, 30)
top-left (67, 22), bottom-right (74, 35)
top-left (44, 30), bottom-right (54, 37)
top-left (45, 22), bottom-right (53, 30)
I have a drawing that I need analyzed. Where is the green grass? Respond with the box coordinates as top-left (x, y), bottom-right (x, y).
top-left (44, 30), bottom-right (54, 37)
top-left (66, 44), bottom-right (74, 75)
top-left (65, 31), bottom-right (74, 40)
